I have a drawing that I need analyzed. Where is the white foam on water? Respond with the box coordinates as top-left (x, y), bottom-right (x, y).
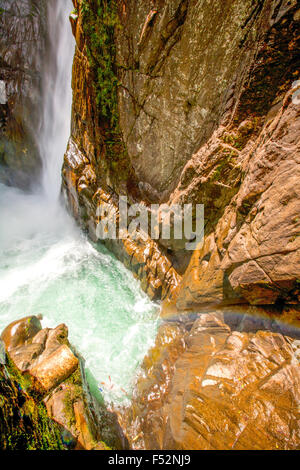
top-left (0, 182), bottom-right (159, 404)
top-left (0, 0), bottom-right (159, 406)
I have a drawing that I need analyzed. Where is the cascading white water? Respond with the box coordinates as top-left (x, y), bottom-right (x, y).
top-left (39, 0), bottom-right (74, 202)
top-left (0, 0), bottom-right (159, 405)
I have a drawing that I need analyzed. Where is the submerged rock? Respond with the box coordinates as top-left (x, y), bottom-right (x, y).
top-left (0, 315), bottom-right (126, 450)
top-left (124, 311), bottom-right (300, 450)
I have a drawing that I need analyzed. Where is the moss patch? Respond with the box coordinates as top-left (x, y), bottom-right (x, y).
top-left (0, 359), bottom-right (64, 450)
top-left (81, 0), bottom-right (120, 128)
top-left (80, 0), bottom-right (131, 184)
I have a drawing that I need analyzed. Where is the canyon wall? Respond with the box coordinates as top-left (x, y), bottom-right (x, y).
top-left (63, 0), bottom-right (300, 312)
top-left (0, 0), bottom-right (46, 188)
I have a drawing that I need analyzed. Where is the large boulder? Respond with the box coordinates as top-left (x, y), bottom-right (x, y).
top-left (0, 360), bottom-right (64, 450)
top-left (1, 315), bottom-right (42, 351)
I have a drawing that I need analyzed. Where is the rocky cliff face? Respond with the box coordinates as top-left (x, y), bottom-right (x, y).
top-left (63, 0), bottom-right (300, 311)
top-left (1, 1), bottom-right (299, 451)
top-left (61, 0), bottom-right (300, 451)
top-left (0, 0), bottom-right (46, 188)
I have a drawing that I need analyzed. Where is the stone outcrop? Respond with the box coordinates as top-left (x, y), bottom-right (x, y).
top-left (0, 0), bottom-right (47, 188)
top-left (175, 80), bottom-right (300, 310)
top-left (0, 358), bottom-right (64, 450)
top-left (63, 138), bottom-right (181, 301)
top-left (1, 316), bottom-right (126, 450)
top-left (63, 0), bottom-right (300, 310)
top-left (123, 311), bottom-right (300, 450)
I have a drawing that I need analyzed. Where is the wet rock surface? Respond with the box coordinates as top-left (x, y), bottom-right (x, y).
top-left (63, 1), bottom-right (300, 308)
top-left (0, 360), bottom-right (64, 450)
top-left (176, 89), bottom-right (300, 310)
top-left (123, 310), bottom-right (300, 450)
top-left (0, 0), bottom-right (47, 188)
top-left (63, 138), bottom-right (181, 301)
top-left (5, 0), bottom-right (297, 451)
top-left (0, 316), bottom-right (126, 450)
top-left (116, 0), bottom-right (270, 197)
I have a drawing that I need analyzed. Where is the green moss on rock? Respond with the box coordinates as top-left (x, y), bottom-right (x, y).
top-left (81, 0), bottom-right (120, 129)
top-left (0, 359), bottom-right (64, 450)
top-left (80, 0), bottom-right (131, 183)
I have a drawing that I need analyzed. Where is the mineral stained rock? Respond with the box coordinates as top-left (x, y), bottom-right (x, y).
top-left (124, 311), bottom-right (300, 450)
top-left (63, 0), bottom-right (300, 309)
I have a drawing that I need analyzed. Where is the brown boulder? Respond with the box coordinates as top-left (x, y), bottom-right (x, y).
top-left (1, 315), bottom-right (42, 351)
top-left (5, 321), bottom-right (70, 373)
top-left (29, 345), bottom-right (79, 393)
top-left (125, 312), bottom-right (300, 450)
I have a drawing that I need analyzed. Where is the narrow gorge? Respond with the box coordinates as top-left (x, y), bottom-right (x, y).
top-left (0, 0), bottom-right (300, 451)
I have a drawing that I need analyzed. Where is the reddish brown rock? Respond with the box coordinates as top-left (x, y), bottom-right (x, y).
top-left (62, 1), bottom-right (300, 305)
top-left (177, 94), bottom-right (300, 309)
top-left (1, 315), bottom-right (42, 352)
top-left (124, 312), bottom-right (300, 450)
top-left (44, 373), bottom-right (116, 451)
top-left (62, 144), bottom-right (182, 301)
top-left (7, 322), bottom-right (70, 373)
top-left (122, 322), bottom-right (186, 449)
top-left (29, 345), bottom-right (79, 393)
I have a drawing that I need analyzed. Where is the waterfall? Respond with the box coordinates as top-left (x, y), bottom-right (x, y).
top-left (0, 0), bottom-right (158, 406)
top-left (39, 0), bottom-right (75, 203)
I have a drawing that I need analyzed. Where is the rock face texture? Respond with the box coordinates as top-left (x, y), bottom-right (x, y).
top-left (61, 1), bottom-right (300, 451)
top-left (0, 0), bottom-right (46, 188)
top-left (116, 0), bottom-right (269, 197)
top-left (63, 139), bottom-right (181, 300)
top-left (0, 359), bottom-right (64, 450)
top-left (123, 311), bottom-right (300, 450)
top-left (176, 84), bottom-right (300, 310)
top-left (63, 0), bottom-right (300, 309)
top-left (0, 316), bottom-right (126, 450)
